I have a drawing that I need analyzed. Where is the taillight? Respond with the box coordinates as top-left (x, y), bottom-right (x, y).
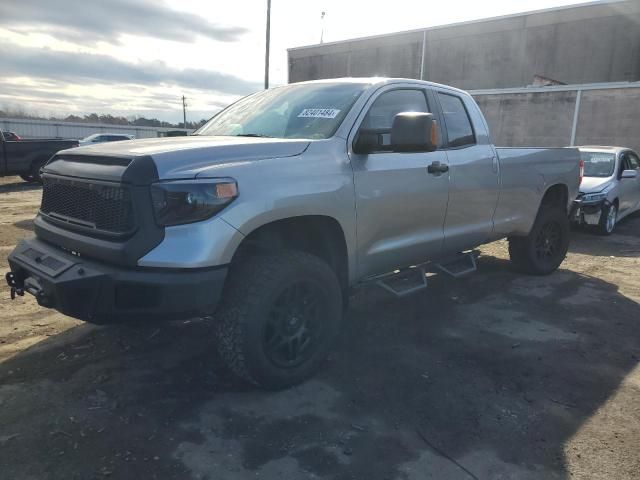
top-left (579, 159), bottom-right (585, 186)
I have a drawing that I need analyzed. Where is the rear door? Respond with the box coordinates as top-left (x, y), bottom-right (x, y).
top-left (621, 151), bottom-right (640, 212)
top-left (349, 85), bottom-right (450, 278)
top-left (1, 134), bottom-right (27, 174)
top-left (434, 90), bottom-right (500, 253)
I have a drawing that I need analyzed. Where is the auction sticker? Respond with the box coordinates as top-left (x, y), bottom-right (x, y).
top-left (298, 108), bottom-right (341, 119)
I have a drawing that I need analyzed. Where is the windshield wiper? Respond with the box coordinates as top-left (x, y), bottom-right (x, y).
top-left (234, 133), bottom-right (273, 138)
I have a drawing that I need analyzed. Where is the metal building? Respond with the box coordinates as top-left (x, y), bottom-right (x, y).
top-left (0, 117), bottom-right (192, 140)
top-left (288, 0), bottom-right (640, 88)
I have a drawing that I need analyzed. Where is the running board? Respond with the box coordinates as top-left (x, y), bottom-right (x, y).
top-left (435, 252), bottom-right (478, 278)
top-left (375, 267), bottom-right (427, 297)
top-left (369, 251), bottom-right (479, 298)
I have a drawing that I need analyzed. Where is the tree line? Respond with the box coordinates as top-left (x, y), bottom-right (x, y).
top-left (0, 108), bottom-right (207, 130)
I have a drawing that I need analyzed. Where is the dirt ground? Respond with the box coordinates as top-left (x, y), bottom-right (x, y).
top-left (1, 176), bottom-right (639, 480)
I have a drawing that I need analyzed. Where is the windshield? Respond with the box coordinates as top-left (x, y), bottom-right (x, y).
top-left (582, 151), bottom-right (616, 178)
top-left (195, 82), bottom-right (366, 139)
top-left (81, 134), bottom-right (99, 142)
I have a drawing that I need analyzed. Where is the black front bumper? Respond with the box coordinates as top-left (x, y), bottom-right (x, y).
top-left (7, 237), bottom-right (228, 324)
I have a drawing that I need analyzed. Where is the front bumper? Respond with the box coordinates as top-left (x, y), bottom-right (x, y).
top-left (6, 237), bottom-right (227, 324)
top-left (571, 197), bottom-right (610, 226)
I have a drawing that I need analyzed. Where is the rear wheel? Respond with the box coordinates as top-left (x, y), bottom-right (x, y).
top-left (509, 207), bottom-right (570, 275)
top-left (19, 173), bottom-right (35, 183)
top-left (597, 202), bottom-right (617, 236)
top-left (215, 250), bottom-right (342, 389)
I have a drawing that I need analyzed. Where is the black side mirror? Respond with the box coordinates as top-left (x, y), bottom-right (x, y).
top-left (390, 112), bottom-right (437, 153)
top-left (353, 130), bottom-right (381, 154)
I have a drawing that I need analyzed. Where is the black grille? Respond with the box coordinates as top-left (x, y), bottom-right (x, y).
top-left (41, 176), bottom-right (134, 234)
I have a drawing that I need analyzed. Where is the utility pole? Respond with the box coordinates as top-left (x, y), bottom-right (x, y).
top-left (182, 95), bottom-right (187, 129)
top-left (264, 0), bottom-right (271, 89)
top-left (320, 11), bottom-right (326, 44)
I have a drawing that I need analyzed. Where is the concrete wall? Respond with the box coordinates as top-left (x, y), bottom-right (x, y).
top-left (0, 117), bottom-right (192, 140)
top-left (474, 91), bottom-right (578, 147)
top-left (575, 87), bottom-right (640, 149)
top-left (472, 85), bottom-right (640, 152)
top-left (288, 0), bottom-right (640, 89)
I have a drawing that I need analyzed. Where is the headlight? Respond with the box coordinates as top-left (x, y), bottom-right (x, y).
top-left (581, 192), bottom-right (607, 203)
top-left (150, 178), bottom-right (238, 226)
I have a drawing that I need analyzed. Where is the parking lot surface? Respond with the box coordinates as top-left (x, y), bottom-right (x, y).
top-left (1, 176), bottom-right (639, 480)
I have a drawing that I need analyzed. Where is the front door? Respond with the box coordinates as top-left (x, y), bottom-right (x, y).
top-left (619, 151), bottom-right (640, 213)
top-left (628, 152), bottom-right (640, 210)
top-left (349, 86), bottom-right (450, 279)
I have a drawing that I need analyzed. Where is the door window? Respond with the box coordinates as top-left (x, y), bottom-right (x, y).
top-left (361, 89), bottom-right (429, 130)
top-left (627, 152), bottom-right (640, 170)
top-left (438, 93), bottom-right (476, 148)
top-left (358, 89), bottom-right (431, 152)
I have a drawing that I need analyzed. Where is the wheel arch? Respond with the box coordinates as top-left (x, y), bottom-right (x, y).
top-left (539, 183), bottom-right (569, 213)
top-left (231, 215), bottom-right (350, 294)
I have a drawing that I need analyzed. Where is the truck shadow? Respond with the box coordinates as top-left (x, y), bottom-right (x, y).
top-left (12, 218), bottom-right (35, 232)
top-left (0, 256), bottom-right (639, 479)
top-left (569, 211), bottom-right (640, 257)
top-left (0, 180), bottom-right (41, 194)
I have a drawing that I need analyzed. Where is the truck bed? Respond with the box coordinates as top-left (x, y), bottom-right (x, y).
top-left (492, 147), bottom-right (581, 237)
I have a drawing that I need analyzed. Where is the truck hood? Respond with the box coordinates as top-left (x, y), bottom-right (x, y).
top-left (58, 136), bottom-right (310, 180)
top-left (580, 176), bottom-right (613, 194)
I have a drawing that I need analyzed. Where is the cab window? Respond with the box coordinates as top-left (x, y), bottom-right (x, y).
top-left (437, 93), bottom-right (476, 148)
top-left (358, 89), bottom-right (431, 152)
top-left (361, 89), bottom-right (430, 130)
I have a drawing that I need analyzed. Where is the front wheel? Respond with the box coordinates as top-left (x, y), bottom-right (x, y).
top-left (598, 202), bottom-right (617, 236)
top-left (215, 250), bottom-right (343, 389)
top-left (508, 207), bottom-right (570, 275)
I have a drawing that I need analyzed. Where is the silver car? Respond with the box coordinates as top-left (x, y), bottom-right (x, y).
top-left (78, 133), bottom-right (134, 146)
top-left (574, 146), bottom-right (640, 234)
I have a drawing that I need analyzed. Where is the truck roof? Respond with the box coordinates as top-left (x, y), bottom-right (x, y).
top-left (289, 77), bottom-right (470, 96)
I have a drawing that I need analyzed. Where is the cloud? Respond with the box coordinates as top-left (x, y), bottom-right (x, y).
top-left (0, 0), bottom-right (247, 44)
top-left (3, 45), bottom-right (261, 95)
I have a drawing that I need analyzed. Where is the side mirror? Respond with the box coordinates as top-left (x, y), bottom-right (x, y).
top-left (621, 169), bottom-right (638, 179)
top-left (353, 130), bottom-right (381, 154)
top-left (390, 112), bottom-right (437, 153)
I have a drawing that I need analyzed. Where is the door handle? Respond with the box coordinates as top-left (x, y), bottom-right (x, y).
top-left (427, 161), bottom-right (449, 175)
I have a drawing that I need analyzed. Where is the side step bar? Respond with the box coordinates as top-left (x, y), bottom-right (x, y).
top-left (376, 267), bottom-right (427, 298)
top-left (370, 251), bottom-right (479, 298)
top-left (436, 252), bottom-right (477, 278)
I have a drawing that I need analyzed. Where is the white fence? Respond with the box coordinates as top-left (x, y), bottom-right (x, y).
top-left (0, 117), bottom-right (193, 140)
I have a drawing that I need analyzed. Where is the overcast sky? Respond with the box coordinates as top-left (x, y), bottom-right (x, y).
top-left (0, 0), bottom-right (588, 123)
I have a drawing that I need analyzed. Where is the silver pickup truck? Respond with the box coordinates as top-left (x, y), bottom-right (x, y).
top-left (6, 78), bottom-right (581, 388)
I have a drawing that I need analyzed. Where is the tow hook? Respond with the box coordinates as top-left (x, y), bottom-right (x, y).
top-left (6, 272), bottom-right (25, 300)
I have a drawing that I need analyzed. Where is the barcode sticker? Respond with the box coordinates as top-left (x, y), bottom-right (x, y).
top-left (298, 108), bottom-right (341, 119)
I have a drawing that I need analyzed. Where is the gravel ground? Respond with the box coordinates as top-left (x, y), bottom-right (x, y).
top-left (1, 176), bottom-right (639, 480)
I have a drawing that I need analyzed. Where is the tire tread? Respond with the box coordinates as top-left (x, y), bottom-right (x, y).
top-left (215, 250), bottom-right (341, 387)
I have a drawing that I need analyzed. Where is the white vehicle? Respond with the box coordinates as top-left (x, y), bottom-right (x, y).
top-left (78, 133), bottom-right (134, 146)
top-left (574, 147), bottom-right (640, 234)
